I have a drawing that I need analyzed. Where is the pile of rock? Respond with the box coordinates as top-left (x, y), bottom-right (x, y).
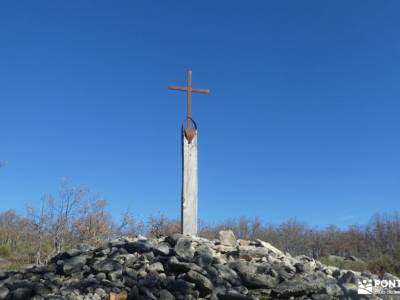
top-left (0, 231), bottom-right (398, 300)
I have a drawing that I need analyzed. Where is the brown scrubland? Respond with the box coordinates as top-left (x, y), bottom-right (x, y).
top-left (0, 183), bottom-right (399, 278)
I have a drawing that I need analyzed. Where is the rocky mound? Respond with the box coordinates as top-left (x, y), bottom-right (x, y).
top-left (0, 231), bottom-right (398, 300)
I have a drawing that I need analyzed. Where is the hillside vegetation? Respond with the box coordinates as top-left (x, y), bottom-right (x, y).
top-left (0, 184), bottom-right (399, 278)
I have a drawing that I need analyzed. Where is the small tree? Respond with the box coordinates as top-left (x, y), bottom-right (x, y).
top-left (74, 197), bottom-right (111, 245)
top-left (51, 182), bottom-right (86, 252)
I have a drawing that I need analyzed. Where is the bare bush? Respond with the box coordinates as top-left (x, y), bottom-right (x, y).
top-left (0, 182), bottom-right (129, 265)
top-left (74, 197), bottom-right (111, 246)
top-left (1, 183), bottom-right (400, 277)
top-left (147, 214), bottom-right (180, 238)
top-left (112, 210), bottom-right (145, 238)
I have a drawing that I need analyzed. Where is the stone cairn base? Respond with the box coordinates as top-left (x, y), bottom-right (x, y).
top-left (0, 230), bottom-right (398, 300)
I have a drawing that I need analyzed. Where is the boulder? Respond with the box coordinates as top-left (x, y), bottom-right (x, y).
top-left (93, 258), bottom-right (122, 273)
top-left (154, 242), bottom-right (170, 256)
top-left (338, 270), bottom-right (357, 284)
top-left (159, 289), bottom-right (175, 300)
top-left (10, 287), bottom-right (34, 300)
top-left (62, 255), bottom-right (87, 275)
top-left (217, 292), bottom-right (255, 300)
top-left (147, 262), bottom-right (164, 273)
top-left (194, 244), bottom-right (214, 268)
top-left (0, 287), bottom-right (9, 300)
top-left (214, 264), bottom-right (241, 286)
top-left (219, 230), bottom-right (237, 247)
top-left (238, 247), bottom-right (269, 260)
top-left (186, 270), bottom-right (214, 297)
top-left (240, 273), bottom-right (278, 289)
top-left (256, 239), bottom-right (285, 257)
top-left (174, 237), bottom-right (194, 260)
top-left (272, 279), bottom-right (325, 297)
top-left (125, 240), bottom-right (153, 253)
top-left (166, 278), bottom-right (195, 294)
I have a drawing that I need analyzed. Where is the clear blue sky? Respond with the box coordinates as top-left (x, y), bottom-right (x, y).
top-left (1, 1), bottom-right (399, 227)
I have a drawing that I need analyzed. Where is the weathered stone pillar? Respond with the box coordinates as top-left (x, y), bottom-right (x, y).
top-left (181, 131), bottom-right (198, 235)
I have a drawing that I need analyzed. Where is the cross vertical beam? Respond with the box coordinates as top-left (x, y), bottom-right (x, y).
top-left (168, 70), bottom-right (209, 236)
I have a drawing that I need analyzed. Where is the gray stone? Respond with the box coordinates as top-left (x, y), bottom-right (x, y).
top-left (167, 256), bottom-right (192, 273)
top-left (239, 247), bottom-right (269, 260)
top-left (63, 255), bottom-right (87, 275)
top-left (122, 253), bottom-right (138, 267)
top-left (154, 242), bottom-right (170, 256)
top-left (219, 230), bottom-right (237, 247)
top-left (167, 257), bottom-right (203, 277)
top-left (11, 287), bottom-right (33, 300)
top-left (294, 262), bottom-right (313, 273)
top-left (240, 273), bottom-right (278, 289)
top-left (147, 262), bottom-right (164, 273)
top-left (125, 240), bottom-right (153, 253)
top-left (311, 294), bottom-right (332, 300)
top-left (167, 278), bottom-right (195, 294)
top-left (174, 238), bottom-right (195, 260)
top-left (277, 264), bottom-right (296, 280)
top-left (33, 282), bottom-right (52, 295)
top-left (186, 270), bottom-right (214, 297)
top-left (93, 258), bottom-right (122, 273)
top-left (140, 286), bottom-right (157, 300)
top-left (107, 270), bottom-right (122, 282)
top-left (194, 244), bottom-right (214, 268)
top-left (340, 283), bottom-right (359, 298)
top-left (165, 234), bottom-right (184, 247)
top-left (230, 260), bottom-right (257, 275)
top-left (159, 289), bottom-right (175, 300)
top-left (238, 239), bottom-right (251, 247)
top-left (232, 261), bottom-right (278, 289)
top-left (0, 271), bottom-right (6, 280)
top-left (217, 293), bottom-right (254, 300)
top-left (95, 272), bottom-right (106, 281)
top-left (0, 287), bottom-right (9, 300)
top-left (65, 248), bottom-right (84, 257)
top-left (272, 279), bottom-right (326, 297)
top-left (325, 282), bottom-right (343, 296)
top-left (94, 288), bottom-right (107, 298)
top-left (332, 269), bottom-right (341, 278)
top-left (144, 251), bottom-right (155, 261)
top-left (256, 239), bottom-right (285, 257)
top-left (338, 271), bottom-right (357, 284)
top-left (124, 268), bottom-right (138, 279)
top-left (214, 264), bottom-right (241, 286)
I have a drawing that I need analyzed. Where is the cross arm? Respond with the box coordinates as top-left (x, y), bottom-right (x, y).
top-left (168, 86), bottom-right (187, 92)
top-left (191, 88), bottom-right (210, 94)
top-left (168, 86), bottom-right (210, 94)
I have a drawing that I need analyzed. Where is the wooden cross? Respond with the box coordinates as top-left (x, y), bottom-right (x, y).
top-left (168, 70), bottom-right (209, 142)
